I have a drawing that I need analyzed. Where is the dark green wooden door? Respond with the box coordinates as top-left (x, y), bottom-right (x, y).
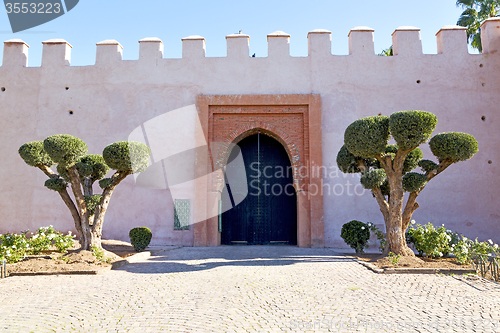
top-left (221, 134), bottom-right (297, 245)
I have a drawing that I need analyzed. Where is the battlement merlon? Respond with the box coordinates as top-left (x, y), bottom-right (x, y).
top-left (3, 20), bottom-right (500, 67)
top-left (481, 17), bottom-right (500, 54)
top-left (226, 33), bottom-right (249, 58)
top-left (267, 31), bottom-right (290, 58)
top-left (348, 27), bottom-right (375, 55)
top-left (96, 40), bottom-right (123, 65)
top-left (139, 37), bottom-right (163, 64)
top-left (2, 39), bottom-right (29, 67)
top-left (182, 35), bottom-right (206, 59)
top-left (307, 29), bottom-right (331, 57)
top-left (42, 39), bottom-right (71, 68)
top-left (436, 26), bottom-right (467, 55)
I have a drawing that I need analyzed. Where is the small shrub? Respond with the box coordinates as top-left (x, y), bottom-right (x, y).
top-left (406, 222), bottom-right (459, 258)
top-left (341, 221), bottom-right (371, 253)
top-left (129, 227), bottom-right (152, 252)
top-left (0, 232), bottom-right (29, 263)
top-left (387, 252), bottom-right (401, 266)
top-left (91, 245), bottom-right (112, 263)
top-left (29, 226), bottom-right (75, 254)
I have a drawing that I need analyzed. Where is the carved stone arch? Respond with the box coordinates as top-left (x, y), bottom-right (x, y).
top-left (214, 122), bottom-right (304, 192)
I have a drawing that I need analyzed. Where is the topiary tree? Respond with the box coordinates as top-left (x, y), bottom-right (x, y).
top-left (18, 135), bottom-right (151, 250)
top-left (337, 111), bottom-right (478, 256)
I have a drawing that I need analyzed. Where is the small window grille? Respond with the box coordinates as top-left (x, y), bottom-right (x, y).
top-left (174, 199), bottom-right (190, 230)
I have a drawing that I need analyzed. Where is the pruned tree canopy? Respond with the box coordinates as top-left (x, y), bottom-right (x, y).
top-left (18, 141), bottom-right (54, 167)
top-left (43, 134), bottom-right (88, 167)
top-left (103, 141), bottom-right (151, 173)
top-left (429, 132), bottom-right (479, 163)
top-left (344, 116), bottom-right (390, 158)
top-left (337, 110), bottom-right (478, 256)
top-left (389, 111), bottom-right (437, 150)
top-left (19, 134), bottom-right (151, 251)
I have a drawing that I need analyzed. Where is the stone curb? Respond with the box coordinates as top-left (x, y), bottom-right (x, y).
top-left (354, 258), bottom-right (476, 275)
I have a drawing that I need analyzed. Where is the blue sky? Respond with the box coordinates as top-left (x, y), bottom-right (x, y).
top-left (0, 0), bottom-right (470, 66)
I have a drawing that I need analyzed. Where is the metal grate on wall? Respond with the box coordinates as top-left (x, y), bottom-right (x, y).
top-left (174, 199), bottom-right (190, 230)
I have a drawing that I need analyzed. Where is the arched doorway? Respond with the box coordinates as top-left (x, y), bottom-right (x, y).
top-left (221, 133), bottom-right (297, 245)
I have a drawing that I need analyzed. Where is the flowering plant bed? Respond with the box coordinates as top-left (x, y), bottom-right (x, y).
top-left (6, 240), bottom-right (138, 276)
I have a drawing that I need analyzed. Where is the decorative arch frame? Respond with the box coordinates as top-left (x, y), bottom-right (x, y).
top-left (214, 123), bottom-right (303, 192)
top-left (194, 94), bottom-right (323, 248)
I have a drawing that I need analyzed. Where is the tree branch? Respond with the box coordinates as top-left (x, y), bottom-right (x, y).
top-left (37, 165), bottom-right (82, 238)
top-left (92, 170), bottom-right (131, 233)
top-left (372, 187), bottom-right (389, 220)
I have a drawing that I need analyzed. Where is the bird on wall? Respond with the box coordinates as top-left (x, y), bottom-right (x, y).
top-left (252, 53), bottom-right (256, 57)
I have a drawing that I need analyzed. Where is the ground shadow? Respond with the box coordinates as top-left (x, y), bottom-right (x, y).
top-left (114, 246), bottom-right (355, 274)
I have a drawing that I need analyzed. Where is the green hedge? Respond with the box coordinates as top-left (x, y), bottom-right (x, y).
top-left (389, 111), bottom-right (437, 150)
top-left (84, 195), bottom-right (102, 215)
top-left (79, 154), bottom-right (110, 180)
top-left (340, 220), bottom-right (371, 253)
top-left (418, 159), bottom-right (439, 173)
top-left (43, 134), bottom-right (88, 167)
top-left (18, 141), bottom-right (54, 167)
top-left (360, 169), bottom-right (387, 189)
top-left (429, 132), bottom-right (478, 163)
top-left (402, 172), bottom-right (427, 193)
top-left (344, 116), bottom-right (390, 158)
top-left (129, 227), bottom-right (152, 252)
top-left (336, 145), bottom-right (361, 173)
top-left (44, 178), bottom-right (66, 192)
top-left (103, 141), bottom-right (151, 173)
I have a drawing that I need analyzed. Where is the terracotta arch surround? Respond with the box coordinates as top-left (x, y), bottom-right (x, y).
top-left (194, 94), bottom-right (323, 248)
top-left (215, 124), bottom-right (303, 191)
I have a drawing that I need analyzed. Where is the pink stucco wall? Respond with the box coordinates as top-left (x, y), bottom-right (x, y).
top-left (0, 20), bottom-right (499, 248)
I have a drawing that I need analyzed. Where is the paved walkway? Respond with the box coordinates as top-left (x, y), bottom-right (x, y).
top-left (0, 246), bottom-right (499, 332)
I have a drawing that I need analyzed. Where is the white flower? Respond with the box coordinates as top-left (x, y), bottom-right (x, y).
top-left (438, 252), bottom-right (443, 256)
top-left (32, 235), bottom-right (38, 240)
top-left (442, 224), bottom-right (445, 227)
top-left (494, 244), bottom-right (498, 249)
top-left (488, 239), bottom-right (493, 245)
top-left (411, 220), bottom-right (416, 225)
top-left (12, 245), bottom-right (16, 249)
top-left (361, 227), bottom-right (365, 230)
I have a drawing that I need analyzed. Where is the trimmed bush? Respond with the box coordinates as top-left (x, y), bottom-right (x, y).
top-left (429, 132), bottom-right (478, 163)
top-left (402, 172), bottom-right (427, 193)
top-left (403, 148), bottom-right (423, 174)
top-left (43, 134), bottom-right (88, 166)
top-left (360, 169), bottom-right (387, 189)
top-left (99, 178), bottom-right (113, 189)
top-left (44, 178), bottom-right (67, 192)
top-left (84, 195), bottom-right (102, 216)
top-left (79, 154), bottom-right (110, 180)
top-left (344, 116), bottom-right (390, 158)
top-left (129, 227), bottom-right (152, 252)
top-left (18, 141), bottom-right (55, 167)
top-left (418, 159), bottom-right (439, 173)
top-left (336, 145), bottom-right (361, 173)
top-left (75, 161), bottom-right (93, 178)
top-left (340, 220), bottom-right (371, 253)
top-left (103, 141), bottom-right (151, 173)
top-left (389, 111), bottom-right (437, 150)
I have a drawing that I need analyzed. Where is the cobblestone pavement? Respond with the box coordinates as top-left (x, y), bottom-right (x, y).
top-left (1, 246), bottom-right (500, 333)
